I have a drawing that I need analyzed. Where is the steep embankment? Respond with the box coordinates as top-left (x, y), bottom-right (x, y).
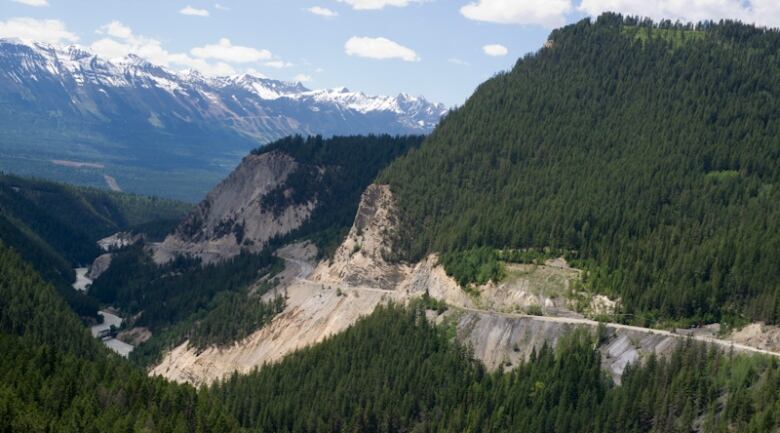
top-left (152, 183), bottom-right (778, 386)
top-left (154, 151), bottom-right (309, 264)
top-left (151, 185), bottom-right (413, 384)
top-left (153, 135), bottom-right (423, 264)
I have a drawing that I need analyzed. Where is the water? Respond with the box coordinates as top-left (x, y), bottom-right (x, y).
top-left (89, 310), bottom-right (135, 358)
top-left (72, 267), bottom-right (92, 292)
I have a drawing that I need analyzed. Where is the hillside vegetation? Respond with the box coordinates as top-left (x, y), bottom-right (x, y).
top-left (0, 241), bottom-right (239, 432)
top-left (90, 245), bottom-right (284, 365)
top-left (0, 173), bottom-right (190, 317)
top-left (379, 14), bottom-right (780, 326)
top-left (212, 304), bottom-right (780, 433)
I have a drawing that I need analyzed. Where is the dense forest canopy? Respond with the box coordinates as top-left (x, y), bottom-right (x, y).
top-left (0, 173), bottom-right (190, 318)
top-left (0, 241), bottom-right (240, 432)
top-left (212, 304), bottom-right (780, 433)
top-left (379, 14), bottom-right (780, 326)
top-left (90, 245), bottom-right (283, 366)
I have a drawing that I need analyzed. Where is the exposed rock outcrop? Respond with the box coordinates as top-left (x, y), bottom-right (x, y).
top-left (87, 253), bottom-right (113, 280)
top-left (728, 323), bottom-right (780, 353)
top-left (313, 184), bottom-right (410, 289)
top-left (97, 231), bottom-right (142, 251)
top-left (153, 151), bottom-right (315, 264)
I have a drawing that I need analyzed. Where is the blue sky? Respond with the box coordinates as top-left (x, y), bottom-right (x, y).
top-left (2, 0), bottom-right (779, 106)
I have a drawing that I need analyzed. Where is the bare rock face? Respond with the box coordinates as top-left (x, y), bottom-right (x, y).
top-left (87, 253), bottom-right (113, 280)
top-left (729, 323), bottom-right (780, 353)
top-left (313, 184), bottom-right (411, 289)
top-left (153, 151), bottom-right (315, 264)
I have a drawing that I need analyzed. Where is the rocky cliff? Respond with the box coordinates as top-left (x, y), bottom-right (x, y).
top-left (153, 150), bottom-right (314, 264)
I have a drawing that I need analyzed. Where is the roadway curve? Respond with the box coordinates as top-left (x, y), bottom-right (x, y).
top-left (277, 252), bottom-right (780, 359)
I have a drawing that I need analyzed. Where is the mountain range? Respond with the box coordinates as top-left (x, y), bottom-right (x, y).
top-left (0, 38), bottom-right (446, 200)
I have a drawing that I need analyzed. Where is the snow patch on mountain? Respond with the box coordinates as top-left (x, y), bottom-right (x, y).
top-left (0, 38), bottom-right (448, 126)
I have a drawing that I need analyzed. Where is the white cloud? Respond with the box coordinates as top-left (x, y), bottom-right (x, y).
top-left (293, 73), bottom-right (312, 82)
top-left (179, 5), bottom-right (210, 17)
top-left (482, 44), bottom-right (508, 56)
top-left (191, 38), bottom-right (272, 63)
top-left (214, 3), bottom-right (230, 10)
top-left (338, 0), bottom-right (423, 10)
top-left (11, 0), bottom-right (49, 7)
top-left (91, 26), bottom-right (287, 77)
top-left (243, 68), bottom-right (267, 77)
top-left (460, 0), bottom-right (572, 28)
top-left (307, 6), bottom-right (338, 17)
top-left (345, 36), bottom-right (419, 61)
top-left (448, 57), bottom-right (470, 65)
top-left (0, 18), bottom-right (78, 44)
top-left (91, 22), bottom-right (237, 76)
top-left (91, 23), bottom-right (170, 65)
top-left (265, 60), bottom-right (293, 68)
top-left (96, 21), bottom-right (133, 39)
top-left (579, 0), bottom-right (780, 29)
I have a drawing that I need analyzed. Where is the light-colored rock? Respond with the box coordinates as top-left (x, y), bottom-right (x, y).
top-left (150, 278), bottom-right (403, 385)
top-left (587, 294), bottom-right (618, 317)
top-left (98, 231), bottom-right (142, 251)
top-left (151, 183), bottom-right (779, 387)
top-left (153, 151), bottom-right (315, 264)
top-left (87, 253), bottom-right (113, 280)
top-left (313, 184), bottom-right (410, 289)
top-left (454, 311), bottom-right (679, 383)
top-left (728, 323), bottom-right (780, 353)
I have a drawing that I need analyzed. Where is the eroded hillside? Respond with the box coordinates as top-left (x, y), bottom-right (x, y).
top-left (151, 183), bottom-right (779, 386)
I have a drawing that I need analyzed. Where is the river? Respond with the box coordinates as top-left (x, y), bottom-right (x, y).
top-left (72, 267), bottom-right (135, 357)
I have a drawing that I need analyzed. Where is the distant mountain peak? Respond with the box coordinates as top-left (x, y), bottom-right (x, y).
top-left (0, 38), bottom-right (446, 200)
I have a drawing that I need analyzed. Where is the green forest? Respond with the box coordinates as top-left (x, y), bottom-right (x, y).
top-left (0, 241), bottom-right (239, 432)
top-left (379, 14), bottom-right (780, 326)
top-left (2, 238), bottom-right (780, 432)
top-left (3, 13), bottom-right (780, 433)
top-left (89, 245), bottom-right (284, 365)
top-left (212, 304), bottom-right (780, 433)
top-left (0, 173), bottom-right (190, 318)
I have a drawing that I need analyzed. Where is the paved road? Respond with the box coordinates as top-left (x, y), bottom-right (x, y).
top-left (276, 253), bottom-right (780, 359)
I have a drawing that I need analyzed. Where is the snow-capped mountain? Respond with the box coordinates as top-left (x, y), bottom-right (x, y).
top-left (0, 38), bottom-right (447, 200)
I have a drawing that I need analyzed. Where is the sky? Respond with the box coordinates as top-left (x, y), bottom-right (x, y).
top-left (2, 1), bottom-right (780, 106)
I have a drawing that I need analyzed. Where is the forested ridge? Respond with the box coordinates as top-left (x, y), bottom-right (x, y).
top-left (0, 241), bottom-right (239, 432)
top-left (379, 14), bottom-right (780, 326)
top-left (0, 173), bottom-right (190, 319)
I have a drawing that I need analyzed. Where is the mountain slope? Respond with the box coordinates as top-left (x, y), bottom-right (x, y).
top-left (154, 134), bottom-right (422, 264)
top-left (0, 173), bottom-right (190, 318)
top-left (379, 15), bottom-right (780, 326)
top-left (0, 241), bottom-right (240, 432)
top-left (0, 173), bottom-right (189, 284)
top-left (0, 38), bottom-right (445, 200)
